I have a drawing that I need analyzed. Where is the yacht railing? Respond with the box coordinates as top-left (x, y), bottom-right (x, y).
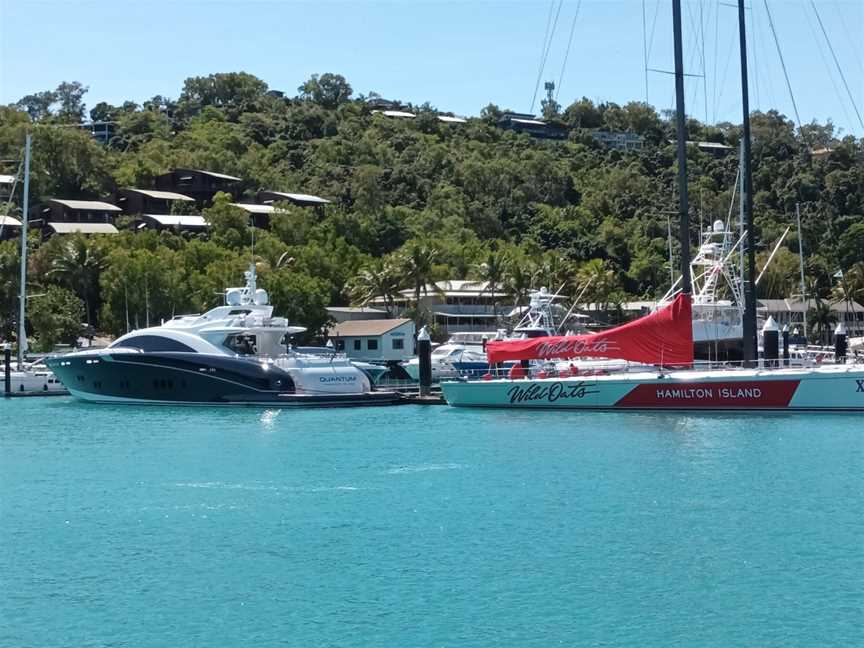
top-left (436, 354), bottom-right (863, 382)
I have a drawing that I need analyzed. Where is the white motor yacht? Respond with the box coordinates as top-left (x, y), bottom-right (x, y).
top-left (46, 266), bottom-right (401, 407)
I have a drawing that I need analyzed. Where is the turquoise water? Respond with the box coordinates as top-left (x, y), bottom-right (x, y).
top-left (1, 399), bottom-right (861, 647)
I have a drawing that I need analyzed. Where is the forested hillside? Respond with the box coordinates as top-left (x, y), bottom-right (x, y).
top-left (1, 72), bottom-right (862, 348)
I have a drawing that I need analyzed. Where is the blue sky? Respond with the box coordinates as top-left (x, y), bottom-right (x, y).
top-left (1, 1), bottom-right (862, 136)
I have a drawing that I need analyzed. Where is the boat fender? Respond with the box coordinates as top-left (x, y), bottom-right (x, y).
top-left (537, 370), bottom-right (548, 379)
top-left (482, 373), bottom-right (493, 381)
top-left (508, 364), bottom-right (527, 380)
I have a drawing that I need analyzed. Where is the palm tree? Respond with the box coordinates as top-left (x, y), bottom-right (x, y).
top-left (471, 246), bottom-right (507, 322)
top-left (398, 240), bottom-right (440, 327)
top-left (502, 252), bottom-right (536, 310)
top-left (49, 237), bottom-right (106, 326)
top-left (808, 298), bottom-right (836, 345)
top-left (348, 258), bottom-right (402, 317)
top-left (535, 253), bottom-right (574, 296)
top-left (576, 259), bottom-right (619, 314)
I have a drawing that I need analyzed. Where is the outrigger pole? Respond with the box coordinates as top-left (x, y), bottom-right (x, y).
top-left (671, 0), bottom-right (692, 296)
top-left (737, 0), bottom-right (758, 366)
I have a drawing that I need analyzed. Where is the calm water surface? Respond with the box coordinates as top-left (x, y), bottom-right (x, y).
top-left (1, 399), bottom-right (861, 647)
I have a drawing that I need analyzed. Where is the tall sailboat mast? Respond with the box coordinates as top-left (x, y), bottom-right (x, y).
top-left (737, 0), bottom-right (758, 365)
top-left (17, 133), bottom-right (31, 369)
top-left (671, 0), bottom-right (692, 295)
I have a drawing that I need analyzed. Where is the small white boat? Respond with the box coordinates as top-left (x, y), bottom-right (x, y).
top-left (3, 360), bottom-right (66, 394)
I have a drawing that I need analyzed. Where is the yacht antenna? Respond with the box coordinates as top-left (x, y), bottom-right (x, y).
top-left (738, 0), bottom-right (758, 366)
top-left (672, 0), bottom-right (692, 295)
top-left (17, 133), bottom-right (31, 369)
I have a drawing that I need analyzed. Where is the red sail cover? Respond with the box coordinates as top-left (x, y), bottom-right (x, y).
top-left (486, 293), bottom-right (694, 365)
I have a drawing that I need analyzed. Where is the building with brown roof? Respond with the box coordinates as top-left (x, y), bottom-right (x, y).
top-left (328, 318), bottom-right (414, 361)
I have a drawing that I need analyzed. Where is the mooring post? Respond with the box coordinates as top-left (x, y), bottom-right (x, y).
top-left (4, 345), bottom-right (11, 397)
top-left (834, 322), bottom-right (847, 364)
top-left (762, 316), bottom-right (779, 368)
top-left (782, 325), bottom-right (790, 367)
top-left (418, 326), bottom-right (432, 397)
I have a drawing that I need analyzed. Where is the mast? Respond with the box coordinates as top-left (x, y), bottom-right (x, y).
top-left (795, 202), bottom-right (807, 340)
top-left (672, 0), bottom-right (692, 295)
top-left (738, 0), bottom-right (757, 365)
top-left (17, 133), bottom-right (31, 369)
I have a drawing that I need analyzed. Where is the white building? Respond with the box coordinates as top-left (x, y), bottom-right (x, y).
top-left (328, 318), bottom-right (415, 362)
top-left (372, 280), bottom-right (507, 334)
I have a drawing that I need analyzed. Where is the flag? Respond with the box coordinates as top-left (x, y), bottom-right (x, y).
top-left (833, 270), bottom-right (844, 279)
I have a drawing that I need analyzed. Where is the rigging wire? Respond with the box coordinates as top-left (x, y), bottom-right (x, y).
top-left (715, 16), bottom-right (739, 122)
top-left (530, 0), bottom-right (564, 113)
top-left (763, 0), bottom-right (803, 132)
top-left (810, 0), bottom-right (864, 131)
top-left (748, 0), bottom-right (760, 111)
top-left (700, 0), bottom-right (709, 125)
top-left (831, 0), bottom-right (864, 76)
top-left (642, 0), bottom-right (650, 104)
top-left (530, 2), bottom-right (556, 113)
top-left (802, 2), bottom-right (855, 132)
top-left (712, 0), bottom-right (721, 123)
top-left (646, 0), bottom-right (661, 63)
top-left (556, 0), bottom-right (584, 102)
top-left (751, 2), bottom-right (777, 115)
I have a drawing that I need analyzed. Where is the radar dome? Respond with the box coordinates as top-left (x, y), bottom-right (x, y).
top-left (713, 220), bottom-right (725, 233)
top-left (254, 289), bottom-right (269, 306)
top-left (226, 289), bottom-right (242, 306)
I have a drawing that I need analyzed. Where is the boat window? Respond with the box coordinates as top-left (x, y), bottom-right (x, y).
top-left (116, 335), bottom-right (196, 352)
top-left (228, 309), bottom-right (252, 316)
top-left (225, 333), bottom-right (257, 355)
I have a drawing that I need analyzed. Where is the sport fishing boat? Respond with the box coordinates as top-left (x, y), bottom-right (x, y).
top-left (45, 266), bottom-right (400, 407)
top-left (441, 0), bottom-right (864, 413)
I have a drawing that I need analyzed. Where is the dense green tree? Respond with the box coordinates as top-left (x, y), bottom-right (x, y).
top-left (48, 237), bottom-right (106, 326)
top-left (298, 73), bottom-right (353, 109)
top-left (27, 285), bottom-right (84, 350)
top-left (262, 269), bottom-right (333, 339)
top-left (349, 257), bottom-right (402, 317)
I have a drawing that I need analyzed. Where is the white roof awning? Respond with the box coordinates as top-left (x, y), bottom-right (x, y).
top-left (373, 110), bottom-right (416, 119)
top-left (230, 203), bottom-right (275, 214)
top-left (48, 222), bottom-right (119, 234)
top-left (0, 174), bottom-right (16, 184)
top-left (262, 191), bottom-right (331, 205)
top-left (0, 215), bottom-right (22, 227)
top-left (124, 189), bottom-right (194, 201)
top-left (194, 169), bottom-right (241, 181)
top-left (142, 214), bottom-right (208, 228)
top-left (49, 199), bottom-right (122, 212)
top-left (438, 115), bottom-right (467, 124)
